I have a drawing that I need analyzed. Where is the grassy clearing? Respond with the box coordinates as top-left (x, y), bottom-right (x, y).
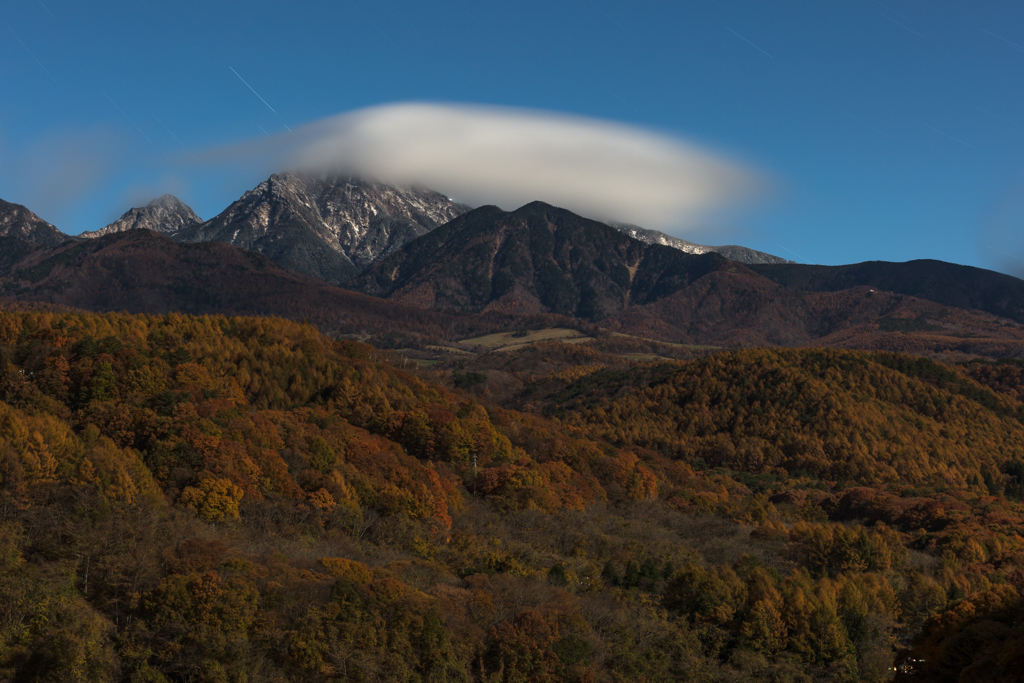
top-left (458, 327), bottom-right (593, 351)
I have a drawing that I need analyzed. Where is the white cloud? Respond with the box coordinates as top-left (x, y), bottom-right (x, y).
top-left (201, 102), bottom-right (764, 227)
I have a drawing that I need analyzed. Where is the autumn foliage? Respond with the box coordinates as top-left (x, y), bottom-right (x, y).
top-left (0, 307), bottom-right (1021, 681)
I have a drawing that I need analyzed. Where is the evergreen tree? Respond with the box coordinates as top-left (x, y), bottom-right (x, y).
top-left (623, 560), bottom-right (640, 589)
top-left (639, 558), bottom-right (659, 582)
top-left (601, 560), bottom-right (620, 586)
top-left (548, 563), bottom-right (568, 587)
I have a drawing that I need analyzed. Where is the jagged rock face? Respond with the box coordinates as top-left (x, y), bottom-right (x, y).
top-left (81, 195), bottom-right (202, 238)
top-left (317, 176), bottom-right (471, 268)
top-left (609, 222), bottom-right (792, 265)
top-left (0, 199), bottom-right (71, 247)
top-left (174, 173), bottom-right (470, 285)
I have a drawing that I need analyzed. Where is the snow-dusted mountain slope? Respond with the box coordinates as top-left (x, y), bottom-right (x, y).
top-left (609, 222), bottom-right (792, 265)
top-left (81, 195), bottom-right (202, 239)
top-left (173, 173), bottom-right (470, 285)
top-left (0, 198), bottom-right (72, 247)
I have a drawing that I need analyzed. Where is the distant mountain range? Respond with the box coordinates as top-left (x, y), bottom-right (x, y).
top-left (750, 260), bottom-right (1024, 324)
top-left (0, 174), bottom-right (790, 283)
top-left (343, 201), bottom-right (1024, 354)
top-left (1, 176), bottom-right (1022, 357)
top-left (66, 174), bottom-right (470, 285)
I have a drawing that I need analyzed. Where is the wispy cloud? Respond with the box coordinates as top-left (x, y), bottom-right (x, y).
top-left (0, 126), bottom-right (131, 221)
top-left (983, 175), bottom-right (1024, 278)
top-left (197, 102), bottom-right (764, 227)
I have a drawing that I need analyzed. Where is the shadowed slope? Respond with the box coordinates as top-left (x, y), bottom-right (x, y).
top-left (0, 229), bottom-right (460, 338)
top-left (751, 260), bottom-right (1024, 324)
top-left (349, 201), bottom-right (734, 319)
top-left (601, 268), bottom-right (1024, 355)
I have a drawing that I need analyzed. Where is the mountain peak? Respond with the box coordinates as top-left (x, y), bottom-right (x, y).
top-left (81, 194), bottom-right (202, 239)
top-left (516, 200), bottom-right (559, 212)
top-left (0, 198), bottom-right (72, 247)
top-left (148, 194), bottom-right (188, 209)
top-left (173, 173), bottom-right (471, 284)
top-left (348, 201), bottom-right (734, 319)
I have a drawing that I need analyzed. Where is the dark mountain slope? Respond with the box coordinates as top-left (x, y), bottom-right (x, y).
top-left (174, 173), bottom-right (469, 285)
top-left (0, 229), bottom-right (462, 339)
top-left (0, 236), bottom-right (43, 274)
top-left (349, 201), bottom-right (736, 319)
top-left (0, 198), bottom-right (72, 247)
top-left (751, 259), bottom-right (1024, 324)
top-left (602, 268), bottom-right (1024, 356)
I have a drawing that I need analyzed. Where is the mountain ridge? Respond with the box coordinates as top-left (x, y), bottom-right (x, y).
top-left (751, 259), bottom-right (1024, 324)
top-left (173, 173), bottom-right (470, 285)
top-left (349, 201), bottom-right (739, 319)
top-left (0, 198), bottom-right (73, 247)
top-left (609, 221), bottom-right (792, 264)
top-left (1, 188), bottom-right (1022, 361)
top-left (347, 200), bottom-right (1024, 354)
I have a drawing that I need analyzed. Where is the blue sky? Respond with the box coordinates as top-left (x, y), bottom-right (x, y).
top-left (2, 0), bottom-right (1023, 274)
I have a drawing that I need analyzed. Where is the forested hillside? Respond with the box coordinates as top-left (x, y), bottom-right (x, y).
top-left (547, 348), bottom-right (1024, 490)
top-left (0, 307), bottom-right (1021, 681)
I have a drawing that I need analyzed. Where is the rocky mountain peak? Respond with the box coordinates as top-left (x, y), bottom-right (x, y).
top-left (173, 173), bottom-right (471, 285)
top-left (80, 194), bottom-right (202, 239)
top-left (149, 194), bottom-right (191, 210)
top-left (0, 198), bottom-right (72, 247)
top-left (262, 172), bottom-right (297, 196)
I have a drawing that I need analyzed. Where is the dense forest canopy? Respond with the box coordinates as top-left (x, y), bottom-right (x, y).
top-left (549, 349), bottom-right (1024, 491)
top-left (0, 307), bottom-right (1021, 682)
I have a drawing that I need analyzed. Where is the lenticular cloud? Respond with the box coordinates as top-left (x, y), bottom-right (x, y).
top-left (213, 102), bottom-right (761, 227)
